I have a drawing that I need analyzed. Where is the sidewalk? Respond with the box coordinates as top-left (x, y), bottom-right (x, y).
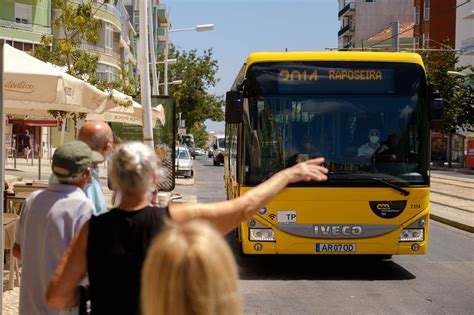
top-left (430, 161), bottom-right (474, 175)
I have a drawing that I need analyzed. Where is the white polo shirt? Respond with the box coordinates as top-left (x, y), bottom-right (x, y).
top-left (15, 184), bottom-right (93, 315)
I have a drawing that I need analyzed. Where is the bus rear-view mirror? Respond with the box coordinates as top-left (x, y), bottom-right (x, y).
top-left (428, 84), bottom-right (444, 121)
top-left (225, 91), bottom-right (243, 123)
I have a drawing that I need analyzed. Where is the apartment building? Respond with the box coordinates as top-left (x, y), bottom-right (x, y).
top-left (413, 0), bottom-right (456, 48)
top-left (337, 0), bottom-right (413, 49)
top-left (456, 0), bottom-right (474, 68)
top-left (0, 0), bottom-right (51, 51)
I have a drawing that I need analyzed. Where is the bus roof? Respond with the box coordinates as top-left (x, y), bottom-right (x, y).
top-left (245, 51), bottom-right (424, 72)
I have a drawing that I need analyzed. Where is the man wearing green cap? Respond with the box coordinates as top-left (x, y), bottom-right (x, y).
top-left (13, 141), bottom-right (103, 315)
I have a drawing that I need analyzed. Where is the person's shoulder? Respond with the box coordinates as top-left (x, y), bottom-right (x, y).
top-left (24, 189), bottom-right (48, 204)
top-left (144, 206), bottom-right (170, 220)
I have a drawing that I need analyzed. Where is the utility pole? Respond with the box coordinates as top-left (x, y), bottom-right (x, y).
top-left (139, 0), bottom-right (154, 148)
top-left (148, 0), bottom-right (159, 96)
top-left (391, 21), bottom-right (400, 52)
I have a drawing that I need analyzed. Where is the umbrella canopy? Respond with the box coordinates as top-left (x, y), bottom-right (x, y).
top-left (87, 90), bottom-right (166, 127)
top-left (3, 44), bottom-right (112, 114)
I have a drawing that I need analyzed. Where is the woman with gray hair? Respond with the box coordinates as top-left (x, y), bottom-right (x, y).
top-left (46, 142), bottom-right (328, 315)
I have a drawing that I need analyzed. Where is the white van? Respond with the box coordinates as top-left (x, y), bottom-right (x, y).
top-left (211, 134), bottom-right (225, 166)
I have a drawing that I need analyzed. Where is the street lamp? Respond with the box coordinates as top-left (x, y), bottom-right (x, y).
top-left (159, 79), bottom-right (182, 86)
top-left (157, 58), bottom-right (177, 65)
top-left (163, 23), bottom-right (214, 95)
top-left (447, 71), bottom-right (468, 77)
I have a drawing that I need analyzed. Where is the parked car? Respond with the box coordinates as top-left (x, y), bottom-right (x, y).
top-left (194, 148), bottom-right (205, 156)
top-left (188, 146), bottom-right (198, 159)
top-left (175, 145), bottom-right (194, 178)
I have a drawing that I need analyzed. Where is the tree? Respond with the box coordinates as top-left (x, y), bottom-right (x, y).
top-left (421, 48), bottom-right (474, 166)
top-left (31, 0), bottom-right (135, 134)
top-left (189, 122), bottom-right (209, 148)
top-left (421, 49), bottom-right (474, 133)
top-left (157, 45), bottom-right (224, 144)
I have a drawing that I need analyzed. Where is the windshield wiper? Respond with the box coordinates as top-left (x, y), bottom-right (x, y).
top-left (329, 172), bottom-right (410, 196)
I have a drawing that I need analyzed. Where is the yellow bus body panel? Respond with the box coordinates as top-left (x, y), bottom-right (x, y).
top-left (239, 186), bottom-right (429, 255)
top-left (245, 51), bottom-right (425, 72)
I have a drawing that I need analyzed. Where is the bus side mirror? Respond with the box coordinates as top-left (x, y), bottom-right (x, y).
top-left (213, 144), bottom-right (217, 150)
top-left (428, 84), bottom-right (444, 121)
top-left (225, 91), bottom-right (243, 123)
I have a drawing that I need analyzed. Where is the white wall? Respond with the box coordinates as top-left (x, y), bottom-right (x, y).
top-left (456, 0), bottom-right (474, 68)
top-left (353, 0), bottom-right (413, 44)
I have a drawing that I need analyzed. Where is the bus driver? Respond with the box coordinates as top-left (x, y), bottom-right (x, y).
top-left (357, 128), bottom-right (388, 158)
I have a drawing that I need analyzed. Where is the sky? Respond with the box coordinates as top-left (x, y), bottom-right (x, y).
top-left (163, 0), bottom-right (339, 132)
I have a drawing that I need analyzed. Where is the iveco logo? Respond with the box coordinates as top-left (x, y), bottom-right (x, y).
top-left (314, 225), bottom-right (363, 236)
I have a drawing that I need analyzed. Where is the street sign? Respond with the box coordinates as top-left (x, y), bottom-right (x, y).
top-left (178, 128), bottom-right (186, 136)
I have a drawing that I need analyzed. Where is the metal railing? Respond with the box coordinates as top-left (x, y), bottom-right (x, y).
top-left (0, 19), bottom-right (51, 34)
top-left (338, 2), bottom-right (356, 18)
top-left (80, 42), bottom-right (106, 54)
top-left (338, 23), bottom-right (355, 37)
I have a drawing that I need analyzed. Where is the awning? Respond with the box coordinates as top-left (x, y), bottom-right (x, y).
top-left (8, 118), bottom-right (58, 127)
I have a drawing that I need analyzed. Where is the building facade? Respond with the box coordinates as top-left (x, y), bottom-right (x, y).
top-left (1, 0), bottom-right (54, 159)
top-left (413, 0), bottom-right (456, 49)
top-left (0, 0), bottom-right (51, 51)
top-left (337, 0), bottom-right (413, 49)
top-left (456, 0), bottom-right (474, 68)
top-left (2, 0), bottom-right (158, 157)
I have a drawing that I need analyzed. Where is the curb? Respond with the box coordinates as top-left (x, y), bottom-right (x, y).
top-left (431, 167), bottom-right (474, 175)
top-left (430, 213), bottom-right (474, 233)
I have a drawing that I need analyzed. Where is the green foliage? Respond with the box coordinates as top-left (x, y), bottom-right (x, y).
top-left (421, 49), bottom-right (474, 133)
top-left (157, 45), bottom-right (224, 133)
top-left (189, 122), bottom-right (209, 148)
top-left (31, 0), bottom-right (134, 131)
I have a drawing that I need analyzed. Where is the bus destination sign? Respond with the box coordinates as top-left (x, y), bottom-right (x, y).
top-left (277, 67), bottom-right (395, 94)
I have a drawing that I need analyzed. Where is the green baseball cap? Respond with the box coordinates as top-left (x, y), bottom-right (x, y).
top-left (52, 141), bottom-right (104, 178)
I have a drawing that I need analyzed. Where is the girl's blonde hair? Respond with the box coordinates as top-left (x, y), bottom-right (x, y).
top-left (141, 221), bottom-right (241, 315)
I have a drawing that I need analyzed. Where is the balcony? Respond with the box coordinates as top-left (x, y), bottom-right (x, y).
top-left (79, 43), bottom-right (121, 62)
top-left (157, 27), bottom-right (166, 43)
top-left (0, 19), bottom-right (51, 35)
top-left (157, 4), bottom-right (168, 27)
top-left (338, 2), bottom-right (356, 18)
top-left (461, 37), bottom-right (474, 55)
top-left (338, 23), bottom-right (355, 37)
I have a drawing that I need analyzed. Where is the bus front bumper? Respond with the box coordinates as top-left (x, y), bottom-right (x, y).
top-left (240, 211), bottom-right (429, 255)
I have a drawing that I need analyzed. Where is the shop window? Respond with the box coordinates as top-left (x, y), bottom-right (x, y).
top-left (58, 119), bottom-right (70, 132)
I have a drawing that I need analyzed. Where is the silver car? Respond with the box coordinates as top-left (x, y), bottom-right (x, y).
top-left (175, 146), bottom-right (194, 178)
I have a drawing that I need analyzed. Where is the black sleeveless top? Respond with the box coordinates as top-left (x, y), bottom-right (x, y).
top-left (87, 206), bottom-right (169, 315)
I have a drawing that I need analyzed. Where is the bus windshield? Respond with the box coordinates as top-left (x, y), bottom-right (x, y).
top-left (242, 61), bottom-right (429, 187)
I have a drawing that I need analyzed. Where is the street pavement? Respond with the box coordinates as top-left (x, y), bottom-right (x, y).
top-left (2, 156), bottom-right (473, 313)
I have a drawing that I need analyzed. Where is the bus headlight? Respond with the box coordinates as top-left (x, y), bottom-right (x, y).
top-left (400, 228), bottom-right (424, 242)
top-left (249, 228), bottom-right (275, 241)
top-left (248, 218), bottom-right (269, 228)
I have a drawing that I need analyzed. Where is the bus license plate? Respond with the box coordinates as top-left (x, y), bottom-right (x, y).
top-left (316, 243), bottom-right (356, 252)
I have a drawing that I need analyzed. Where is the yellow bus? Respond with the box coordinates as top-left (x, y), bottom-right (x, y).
top-left (224, 51), bottom-right (442, 256)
